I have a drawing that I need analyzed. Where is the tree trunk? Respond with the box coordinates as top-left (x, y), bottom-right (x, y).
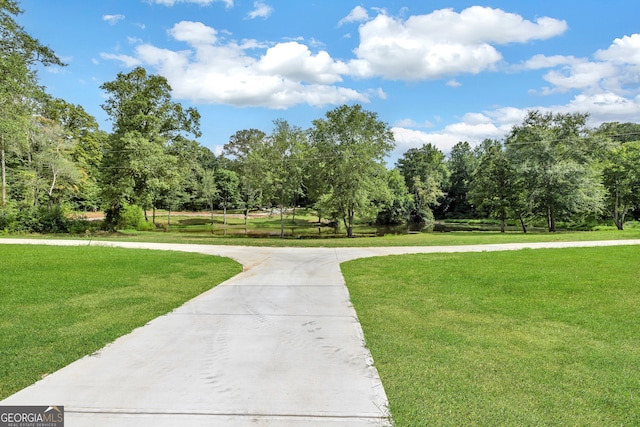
top-left (612, 189), bottom-right (624, 230)
top-left (152, 207), bottom-right (156, 225)
top-left (280, 208), bottom-right (285, 238)
top-left (46, 165), bottom-right (58, 208)
top-left (342, 216), bottom-right (349, 237)
top-left (346, 208), bottom-right (354, 238)
top-left (291, 194), bottom-right (296, 224)
top-left (223, 204), bottom-right (227, 225)
top-left (548, 206), bottom-right (556, 232)
top-left (519, 213), bottom-right (527, 233)
top-left (1, 138), bottom-right (6, 207)
top-left (168, 206), bottom-right (171, 226)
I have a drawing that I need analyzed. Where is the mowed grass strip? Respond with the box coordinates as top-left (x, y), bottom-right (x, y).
top-left (342, 246), bottom-right (640, 426)
top-left (0, 245), bottom-right (242, 399)
top-left (17, 226), bottom-right (640, 248)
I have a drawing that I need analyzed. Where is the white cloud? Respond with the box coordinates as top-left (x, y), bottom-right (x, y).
top-left (149, 0), bottom-right (233, 7)
top-left (102, 14), bottom-right (125, 25)
top-left (338, 6), bottom-right (369, 26)
top-left (103, 21), bottom-right (373, 108)
top-left (541, 62), bottom-right (618, 93)
top-left (169, 21), bottom-right (218, 45)
top-left (350, 7), bottom-right (567, 81)
top-left (563, 92), bottom-right (640, 123)
top-left (392, 83), bottom-right (640, 157)
top-left (257, 42), bottom-right (348, 84)
top-left (391, 109), bottom-right (519, 158)
top-left (595, 33), bottom-right (640, 64)
top-left (524, 33), bottom-right (640, 99)
top-left (99, 53), bottom-right (142, 67)
top-left (246, 1), bottom-right (273, 20)
top-left (446, 79), bottom-right (462, 88)
top-left (523, 54), bottom-right (577, 70)
top-left (391, 127), bottom-right (461, 157)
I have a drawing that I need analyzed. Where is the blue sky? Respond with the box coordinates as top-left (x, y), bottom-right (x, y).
top-left (18, 0), bottom-right (640, 163)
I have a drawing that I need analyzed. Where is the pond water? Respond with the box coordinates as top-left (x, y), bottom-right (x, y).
top-left (171, 220), bottom-right (525, 239)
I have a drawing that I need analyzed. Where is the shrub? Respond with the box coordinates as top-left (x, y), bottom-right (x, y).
top-left (37, 206), bottom-right (70, 233)
top-left (0, 205), bottom-right (70, 233)
top-left (135, 218), bottom-right (155, 231)
top-left (119, 203), bottom-right (144, 229)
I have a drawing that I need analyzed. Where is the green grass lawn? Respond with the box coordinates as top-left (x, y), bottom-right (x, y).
top-left (342, 246), bottom-right (640, 426)
top-left (61, 209), bottom-right (640, 247)
top-left (12, 219), bottom-right (640, 248)
top-left (0, 244), bottom-right (242, 399)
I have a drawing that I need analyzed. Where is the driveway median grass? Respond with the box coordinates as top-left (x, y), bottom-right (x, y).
top-left (342, 246), bottom-right (640, 426)
top-left (0, 244), bottom-right (242, 399)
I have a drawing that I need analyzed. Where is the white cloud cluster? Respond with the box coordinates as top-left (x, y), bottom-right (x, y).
top-left (106, 21), bottom-right (371, 108)
top-left (246, 1), bottom-right (273, 20)
top-left (103, 14), bottom-right (125, 25)
top-left (391, 30), bottom-right (640, 156)
top-left (338, 6), bottom-right (369, 27)
top-left (351, 6), bottom-right (567, 80)
top-left (522, 33), bottom-right (640, 120)
top-left (391, 110), bottom-right (513, 158)
top-left (102, 6), bottom-right (567, 110)
top-left (519, 34), bottom-right (640, 97)
top-left (102, 4), bottom-right (640, 154)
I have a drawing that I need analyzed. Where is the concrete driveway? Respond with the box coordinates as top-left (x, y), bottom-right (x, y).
top-left (2, 238), bottom-right (639, 426)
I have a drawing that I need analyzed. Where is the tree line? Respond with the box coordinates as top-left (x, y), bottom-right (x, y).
top-left (1, 1), bottom-right (639, 235)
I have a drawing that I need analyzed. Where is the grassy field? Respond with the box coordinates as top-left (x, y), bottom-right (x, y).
top-left (0, 244), bottom-right (242, 399)
top-left (14, 210), bottom-right (640, 247)
top-left (110, 226), bottom-right (640, 247)
top-left (342, 246), bottom-right (640, 426)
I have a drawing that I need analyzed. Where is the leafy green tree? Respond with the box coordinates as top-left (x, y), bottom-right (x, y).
top-left (0, 51), bottom-right (36, 207)
top-left (0, 1), bottom-right (63, 207)
top-left (149, 152), bottom-right (182, 225)
top-left (396, 143), bottom-right (448, 223)
top-left (310, 104), bottom-right (394, 237)
top-left (99, 67), bottom-right (201, 229)
top-left (200, 169), bottom-right (218, 224)
top-left (223, 129), bottom-right (267, 224)
top-left (215, 168), bottom-right (239, 225)
top-left (29, 117), bottom-right (81, 208)
top-left (593, 122), bottom-right (640, 229)
top-left (163, 138), bottom-right (214, 215)
top-left (506, 111), bottom-right (605, 232)
top-left (601, 140), bottom-right (640, 229)
top-left (261, 119), bottom-right (307, 237)
top-left (441, 141), bottom-right (478, 218)
top-left (375, 168), bottom-right (413, 225)
top-left (40, 97), bottom-right (105, 210)
top-left (469, 140), bottom-right (523, 232)
top-left (0, 1), bottom-right (63, 67)
top-left (411, 175), bottom-right (444, 224)
top-left (304, 136), bottom-right (330, 223)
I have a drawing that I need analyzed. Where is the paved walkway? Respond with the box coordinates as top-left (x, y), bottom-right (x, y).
top-left (2, 239), bottom-right (639, 426)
